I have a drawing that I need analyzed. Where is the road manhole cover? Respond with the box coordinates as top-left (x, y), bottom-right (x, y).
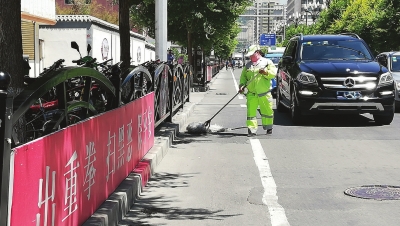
top-left (344, 185), bottom-right (400, 200)
top-left (216, 93), bottom-right (227, 95)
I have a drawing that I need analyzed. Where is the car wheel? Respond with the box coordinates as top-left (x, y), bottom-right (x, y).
top-left (291, 91), bottom-right (302, 124)
top-left (276, 87), bottom-right (286, 112)
top-left (373, 107), bottom-right (394, 125)
top-left (271, 87), bottom-right (277, 99)
top-left (395, 101), bottom-right (400, 113)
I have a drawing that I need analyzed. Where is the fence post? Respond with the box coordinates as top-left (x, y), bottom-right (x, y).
top-left (0, 71), bottom-right (12, 226)
top-left (167, 65), bottom-right (174, 122)
top-left (189, 65), bottom-right (193, 102)
top-left (110, 73), bottom-right (121, 108)
top-left (180, 67), bottom-right (184, 110)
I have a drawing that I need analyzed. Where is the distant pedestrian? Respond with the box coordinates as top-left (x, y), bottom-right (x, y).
top-left (167, 49), bottom-right (175, 65)
top-left (178, 55), bottom-right (184, 64)
top-left (225, 60), bottom-right (229, 70)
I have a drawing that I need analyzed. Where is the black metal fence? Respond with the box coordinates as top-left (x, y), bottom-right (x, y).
top-left (0, 60), bottom-right (192, 225)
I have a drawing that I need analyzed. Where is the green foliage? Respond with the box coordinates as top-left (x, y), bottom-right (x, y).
top-left (371, 0), bottom-right (400, 53)
top-left (282, 24), bottom-right (313, 46)
top-left (313, 0), bottom-right (350, 34)
top-left (329, 0), bottom-right (379, 45)
top-left (56, 0), bottom-right (119, 25)
top-left (282, 0), bottom-right (400, 54)
top-left (130, 0), bottom-right (253, 59)
top-left (260, 46), bottom-right (268, 55)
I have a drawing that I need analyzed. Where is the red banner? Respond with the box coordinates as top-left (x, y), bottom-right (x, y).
top-left (10, 92), bottom-right (155, 226)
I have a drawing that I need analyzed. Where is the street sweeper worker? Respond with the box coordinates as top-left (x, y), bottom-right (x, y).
top-left (239, 45), bottom-right (277, 136)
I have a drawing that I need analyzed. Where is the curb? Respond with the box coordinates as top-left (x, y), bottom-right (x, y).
top-left (82, 98), bottom-right (200, 226)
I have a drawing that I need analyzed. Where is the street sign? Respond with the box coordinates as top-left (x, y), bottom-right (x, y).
top-left (260, 33), bottom-right (276, 46)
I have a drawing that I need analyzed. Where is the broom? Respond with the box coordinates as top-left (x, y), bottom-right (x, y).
top-left (186, 72), bottom-right (266, 134)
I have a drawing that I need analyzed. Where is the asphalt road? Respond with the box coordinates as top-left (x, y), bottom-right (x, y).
top-left (118, 68), bottom-right (400, 226)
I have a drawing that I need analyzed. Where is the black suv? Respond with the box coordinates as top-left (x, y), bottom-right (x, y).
top-left (276, 33), bottom-right (395, 125)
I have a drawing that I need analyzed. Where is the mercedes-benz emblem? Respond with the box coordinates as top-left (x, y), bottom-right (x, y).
top-left (344, 77), bottom-right (355, 88)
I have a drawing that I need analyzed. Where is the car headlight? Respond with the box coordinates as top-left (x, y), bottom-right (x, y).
top-left (297, 72), bottom-right (317, 85)
top-left (378, 72), bottom-right (393, 86)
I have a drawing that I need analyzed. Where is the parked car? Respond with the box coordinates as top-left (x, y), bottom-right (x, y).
top-left (376, 52), bottom-right (400, 111)
top-left (233, 57), bottom-right (243, 68)
top-left (265, 53), bottom-right (283, 67)
top-left (276, 33), bottom-right (395, 125)
top-left (267, 46), bottom-right (286, 55)
top-left (264, 53), bottom-right (282, 99)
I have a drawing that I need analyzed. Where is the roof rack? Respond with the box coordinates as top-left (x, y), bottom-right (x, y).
top-left (339, 33), bottom-right (361, 39)
top-left (296, 33), bottom-right (304, 40)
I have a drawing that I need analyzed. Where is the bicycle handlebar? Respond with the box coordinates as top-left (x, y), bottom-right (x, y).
top-left (99, 59), bottom-right (113, 65)
top-left (72, 59), bottom-right (82, 65)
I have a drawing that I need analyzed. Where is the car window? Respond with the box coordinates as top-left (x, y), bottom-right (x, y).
top-left (290, 41), bottom-right (298, 59)
top-left (391, 55), bottom-right (400, 72)
top-left (283, 40), bottom-right (296, 57)
top-left (301, 40), bottom-right (373, 61)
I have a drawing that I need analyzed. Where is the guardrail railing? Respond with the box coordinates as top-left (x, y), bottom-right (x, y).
top-left (0, 60), bottom-right (192, 225)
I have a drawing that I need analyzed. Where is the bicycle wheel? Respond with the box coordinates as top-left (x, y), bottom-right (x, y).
top-left (25, 122), bottom-right (37, 142)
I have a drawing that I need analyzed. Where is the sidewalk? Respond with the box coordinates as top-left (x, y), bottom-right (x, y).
top-left (83, 71), bottom-right (221, 226)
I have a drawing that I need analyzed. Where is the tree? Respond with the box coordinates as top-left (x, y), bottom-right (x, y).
top-left (107, 0), bottom-right (143, 75)
top-left (56, 0), bottom-right (119, 25)
top-left (0, 0), bottom-right (24, 90)
top-left (372, 0), bottom-right (400, 52)
top-left (130, 0), bottom-right (252, 65)
top-left (208, 23), bottom-right (241, 59)
top-left (314, 0), bottom-right (350, 34)
top-left (282, 24), bottom-right (311, 46)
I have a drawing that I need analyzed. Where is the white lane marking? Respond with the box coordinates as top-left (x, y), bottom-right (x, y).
top-left (249, 139), bottom-right (290, 226)
top-left (231, 70), bottom-right (243, 100)
top-left (240, 104), bottom-right (246, 108)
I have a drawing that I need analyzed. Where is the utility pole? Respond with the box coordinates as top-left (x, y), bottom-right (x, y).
top-left (267, 2), bottom-right (270, 33)
top-left (155, 0), bottom-right (167, 61)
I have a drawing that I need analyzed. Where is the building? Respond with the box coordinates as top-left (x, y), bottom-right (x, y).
top-left (286, 0), bottom-right (325, 26)
top-left (258, 1), bottom-right (285, 35)
top-left (21, 0), bottom-right (56, 77)
top-left (236, 0), bottom-right (286, 51)
top-left (39, 15), bottom-right (155, 70)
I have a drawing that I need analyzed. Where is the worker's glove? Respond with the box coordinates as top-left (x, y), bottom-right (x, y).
top-left (239, 85), bottom-right (245, 94)
top-left (259, 68), bottom-right (267, 75)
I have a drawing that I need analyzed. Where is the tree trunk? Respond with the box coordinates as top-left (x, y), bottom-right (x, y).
top-left (119, 0), bottom-right (131, 78)
top-left (0, 0), bottom-right (24, 90)
top-left (187, 31), bottom-right (193, 67)
top-left (0, 0), bottom-right (28, 145)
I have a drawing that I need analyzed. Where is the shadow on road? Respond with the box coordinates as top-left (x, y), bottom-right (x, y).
top-left (273, 109), bottom-right (379, 127)
top-left (118, 172), bottom-right (241, 226)
top-left (172, 133), bottom-right (213, 145)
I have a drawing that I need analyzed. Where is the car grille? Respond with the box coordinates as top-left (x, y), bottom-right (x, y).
top-left (320, 76), bottom-right (377, 91)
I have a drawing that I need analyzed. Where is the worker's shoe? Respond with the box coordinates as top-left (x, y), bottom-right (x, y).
top-left (266, 129), bottom-right (273, 135)
top-left (248, 129), bottom-right (256, 137)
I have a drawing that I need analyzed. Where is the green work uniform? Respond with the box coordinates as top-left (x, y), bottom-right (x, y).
top-left (239, 58), bottom-right (277, 134)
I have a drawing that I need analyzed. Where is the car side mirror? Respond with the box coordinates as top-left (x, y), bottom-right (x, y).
top-left (282, 56), bottom-right (293, 64)
top-left (376, 55), bottom-right (387, 66)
